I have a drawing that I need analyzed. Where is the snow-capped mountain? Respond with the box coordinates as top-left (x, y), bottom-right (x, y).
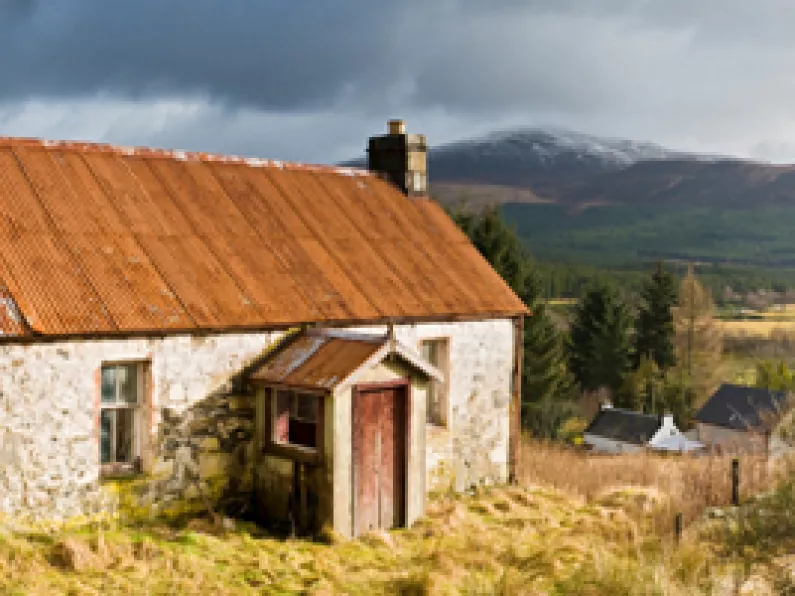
top-left (439, 127), bottom-right (687, 169)
top-left (343, 126), bottom-right (728, 190)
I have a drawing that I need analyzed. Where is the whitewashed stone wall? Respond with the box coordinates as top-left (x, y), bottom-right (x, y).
top-left (0, 332), bottom-right (278, 522)
top-left (0, 318), bottom-right (514, 522)
top-left (352, 319), bottom-right (515, 492)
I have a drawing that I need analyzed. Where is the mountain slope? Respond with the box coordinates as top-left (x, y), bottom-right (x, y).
top-left (345, 127), bottom-right (795, 271)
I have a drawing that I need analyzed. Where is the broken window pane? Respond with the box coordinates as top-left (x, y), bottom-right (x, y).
top-left (274, 390), bottom-right (291, 444)
top-left (295, 393), bottom-right (318, 422)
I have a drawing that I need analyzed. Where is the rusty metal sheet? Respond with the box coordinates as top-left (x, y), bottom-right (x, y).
top-left (0, 281), bottom-right (27, 336)
top-left (333, 173), bottom-right (487, 313)
top-left (249, 335), bottom-right (383, 389)
top-left (412, 198), bottom-right (527, 312)
top-left (311, 173), bottom-right (451, 314)
top-left (270, 169), bottom-right (427, 317)
top-left (0, 136), bottom-right (526, 338)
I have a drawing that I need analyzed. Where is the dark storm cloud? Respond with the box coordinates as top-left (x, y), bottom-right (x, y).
top-left (2, 1), bottom-right (794, 116)
top-left (2, 1), bottom-right (795, 162)
top-left (0, 1), bottom-right (420, 111)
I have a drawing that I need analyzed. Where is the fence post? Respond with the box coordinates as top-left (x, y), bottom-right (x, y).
top-left (674, 511), bottom-right (683, 544)
top-left (731, 457), bottom-right (740, 506)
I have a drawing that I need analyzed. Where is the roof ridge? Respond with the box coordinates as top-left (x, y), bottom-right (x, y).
top-left (0, 135), bottom-right (373, 177)
top-left (605, 407), bottom-right (659, 418)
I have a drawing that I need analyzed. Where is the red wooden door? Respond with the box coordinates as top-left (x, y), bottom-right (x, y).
top-left (353, 384), bottom-right (407, 536)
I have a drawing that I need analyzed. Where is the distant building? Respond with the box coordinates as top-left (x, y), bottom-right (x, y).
top-left (583, 404), bottom-right (685, 454)
top-left (694, 384), bottom-right (795, 457)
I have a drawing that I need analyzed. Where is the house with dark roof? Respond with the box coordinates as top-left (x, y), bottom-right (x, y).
top-left (694, 384), bottom-right (795, 456)
top-left (583, 404), bottom-right (685, 454)
top-left (0, 120), bottom-right (528, 538)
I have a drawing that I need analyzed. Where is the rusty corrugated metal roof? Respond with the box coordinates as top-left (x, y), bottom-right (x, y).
top-left (0, 137), bottom-right (528, 338)
top-left (249, 333), bottom-right (385, 389)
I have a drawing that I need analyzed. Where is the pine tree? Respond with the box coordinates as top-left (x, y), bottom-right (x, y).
top-left (673, 264), bottom-right (723, 412)
top-left (634, 261), bottom-right (677, 371)
top-left (569, 285), bottom-right (633, 395)
top-left (521, 302), bottom-right (576, 437)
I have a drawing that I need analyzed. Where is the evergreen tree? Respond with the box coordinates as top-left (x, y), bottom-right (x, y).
top-left (634, 261), bottom-right (677, 371)
top-left (568, 285), bottom-right (633, 395)
top-left (673, 264), bottom-right (724, 412)
top-left (616, 355), bottom-right (664, 413)
top-left (755, 360), bottom-right (795, 392)
top-left (521, 302), bottom-right (576, 437)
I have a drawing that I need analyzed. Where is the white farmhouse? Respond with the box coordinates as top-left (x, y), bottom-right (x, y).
top-left (583, 404), bottom-right (684, 454)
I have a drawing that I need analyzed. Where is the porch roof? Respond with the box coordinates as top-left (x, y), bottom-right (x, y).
top-left (248, 329), bottom-right (443, 391)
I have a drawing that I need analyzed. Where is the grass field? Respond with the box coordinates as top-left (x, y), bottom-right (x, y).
top-left (717, 320), bottom-right (795, 338)
top-left (0, 440), bottom-right (788, 595)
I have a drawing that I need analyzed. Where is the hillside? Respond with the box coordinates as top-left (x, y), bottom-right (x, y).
top-left (346, 127), bottom-right (795, 275)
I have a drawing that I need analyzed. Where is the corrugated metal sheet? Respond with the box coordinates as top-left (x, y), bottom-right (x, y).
top-left (249, 334), bottom-right (384, 389)
top-left (0, 137), bottom-right (528, 338)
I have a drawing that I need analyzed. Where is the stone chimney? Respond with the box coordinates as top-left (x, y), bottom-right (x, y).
top-left (367, 119), bottom-right (427, 196)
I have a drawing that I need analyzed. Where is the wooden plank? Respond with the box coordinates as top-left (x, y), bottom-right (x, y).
top-left (353, 388), bottom-right (380, 536)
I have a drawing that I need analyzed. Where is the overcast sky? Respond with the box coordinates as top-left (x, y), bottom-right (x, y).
top-left (2, 1), bottom-right (795, 163)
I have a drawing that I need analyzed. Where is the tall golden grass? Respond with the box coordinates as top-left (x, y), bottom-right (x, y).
top-left (0, 439), bottom-right (786, 594)
top-left (519, 439), bottom-right (778, 531)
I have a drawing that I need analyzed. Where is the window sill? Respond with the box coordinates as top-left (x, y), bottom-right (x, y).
top-left (263, 442), bottom-right (322, 465)
top-left (100, 460), bottom-right (143, 480)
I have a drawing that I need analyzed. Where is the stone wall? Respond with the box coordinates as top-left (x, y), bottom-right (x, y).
top-left (0, 318), bottom-right (514, 524)
top-left (0, 332), bottom-right (278, 524)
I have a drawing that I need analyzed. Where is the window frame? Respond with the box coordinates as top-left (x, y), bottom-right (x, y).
top-left (99, 360), bottom-right (148, 477)
top-left (418, 337), bottom-right (451, 428)
top-left (262, 386), bottom-right (325, 464)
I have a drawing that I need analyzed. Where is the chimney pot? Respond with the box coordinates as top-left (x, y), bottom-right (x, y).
top-left (388, 119), bottom-right (406, 135)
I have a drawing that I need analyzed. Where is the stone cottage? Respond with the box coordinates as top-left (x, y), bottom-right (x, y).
top-left (0, 120), bottom-right (527, 538)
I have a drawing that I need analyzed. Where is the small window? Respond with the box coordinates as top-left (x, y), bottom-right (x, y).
top-left (273, 390), bottom-right (319, 449)
top-left (420, 338), bottom-right (449, 426)
top-left (100, 362), bottom-right (144, 473)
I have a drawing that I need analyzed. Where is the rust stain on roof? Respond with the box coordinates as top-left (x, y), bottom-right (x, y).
top-left (0, 136), bottom-right (528, 338)
top-left (249, 334), bottom-right (384, 389)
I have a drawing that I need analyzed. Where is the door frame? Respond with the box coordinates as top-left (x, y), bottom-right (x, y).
top-left (351, 379), bottom-right (411, 537)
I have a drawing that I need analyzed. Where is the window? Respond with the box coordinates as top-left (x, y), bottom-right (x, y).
top-left (420, 338), bottom-right (449, 426)
top-left (100, 362), bottom-right (144, 472)
top-left (273, 390), bottom-right (319, 449)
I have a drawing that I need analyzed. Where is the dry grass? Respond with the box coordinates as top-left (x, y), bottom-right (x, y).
top-left (0, 483), bottom-right (725, 595)
top-left (718, 320), bottom-right (795, 338)
top-left (519, 439), bottom-right (778, 531)
top-left (0, 441), bottom-right (786, 594)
